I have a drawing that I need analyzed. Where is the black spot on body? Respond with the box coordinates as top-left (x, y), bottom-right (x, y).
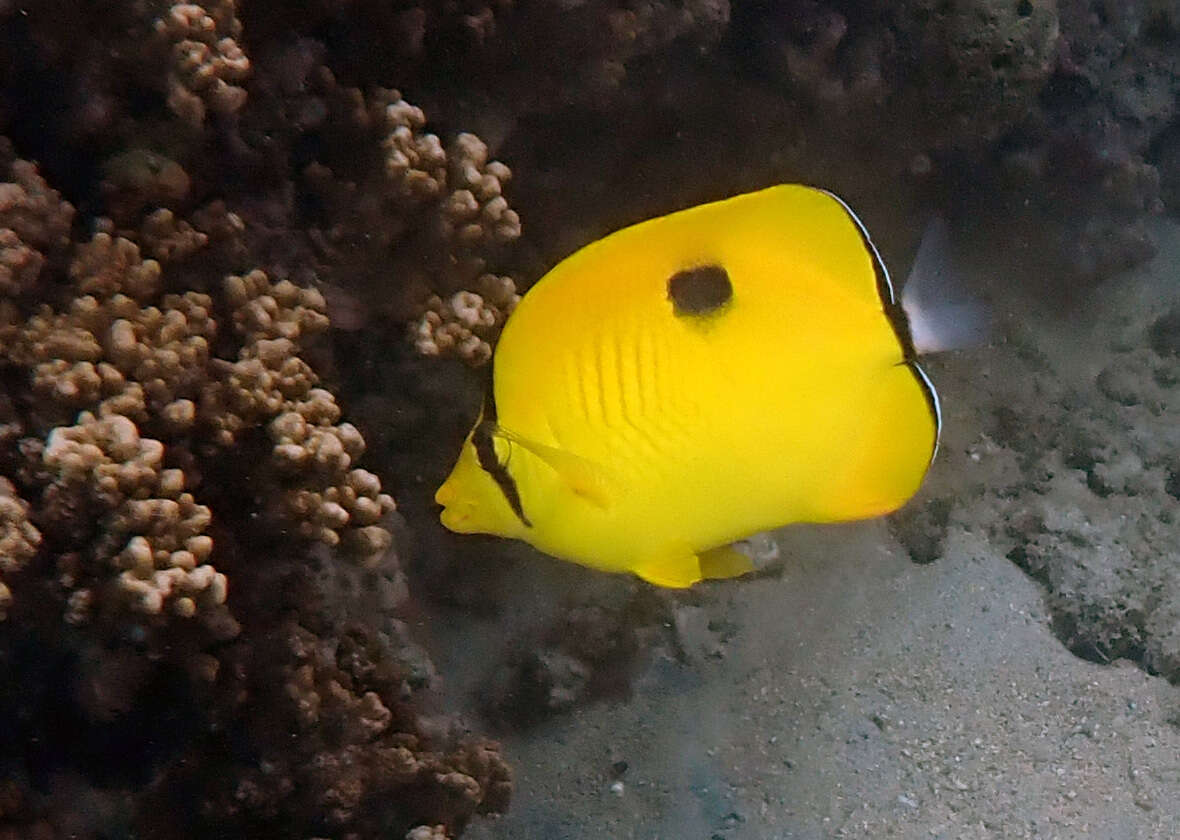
top-left (668, 264), bottom-right (732, 316)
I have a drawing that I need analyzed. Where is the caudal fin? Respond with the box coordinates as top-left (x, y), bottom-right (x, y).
top-left (901, 218), bottom-right (991, 354)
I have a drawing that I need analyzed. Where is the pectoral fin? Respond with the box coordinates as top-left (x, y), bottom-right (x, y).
top-left (491, 425), bottom-right (612, 509)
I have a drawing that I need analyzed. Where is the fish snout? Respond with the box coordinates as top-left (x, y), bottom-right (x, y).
top-left (435, 480), bottom-right (456, 506)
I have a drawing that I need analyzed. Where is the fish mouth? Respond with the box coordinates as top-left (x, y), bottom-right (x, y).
top-left (435, 481), bottom-right (470, 531)
top-left (438, 500), bottom-right (476, 533)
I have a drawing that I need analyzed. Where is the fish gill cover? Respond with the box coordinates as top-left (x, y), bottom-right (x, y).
top-left (0, 0), bottom-right (1178, 838)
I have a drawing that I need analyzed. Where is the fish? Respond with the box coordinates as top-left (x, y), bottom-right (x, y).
top-left (434, 184), bottom-right (982, 588)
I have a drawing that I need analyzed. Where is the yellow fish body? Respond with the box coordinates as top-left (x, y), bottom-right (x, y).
top-left (436, 185), bottom-right (945, 587)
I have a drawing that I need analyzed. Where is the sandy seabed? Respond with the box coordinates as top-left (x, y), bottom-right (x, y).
top-left (433, 219), bottom-right (1180, 840)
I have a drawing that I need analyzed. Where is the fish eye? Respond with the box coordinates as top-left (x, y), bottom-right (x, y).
top-left (667, 264), bottom-right (732, 316)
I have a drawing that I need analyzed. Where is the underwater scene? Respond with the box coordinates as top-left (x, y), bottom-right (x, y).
top-left (2, 1), bottom-right (1180, 837)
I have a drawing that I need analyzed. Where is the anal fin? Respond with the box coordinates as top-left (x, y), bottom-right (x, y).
top-left (635, 547), bottom-right (703, 588)
top-left (699, 545), bottom-right (756, 581)
top-left (635, 543), bottom-right (759, 588)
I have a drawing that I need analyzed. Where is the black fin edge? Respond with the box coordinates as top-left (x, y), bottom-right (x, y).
top-left (908, 361), bottom-right (942, 465)
top-left (816, 188), bottom-right (919, 361)
top-left (818, 189), bottom-right (940, 459)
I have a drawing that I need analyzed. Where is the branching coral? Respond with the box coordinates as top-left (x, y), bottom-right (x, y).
top-left (0, 142), bottom-right (75, 255)
top-left (186, 617), bottom-right (512, 836)
top-left (222, 267), bottom-right (330, 342)
top-left (411, 274), bottom-right (519, 366)
top-left (40, 411), bottom-right (229, 627)
top-left (439, 133), bottom-right (522, 278)
top-left (0, 478), bottom-right (40, 620)
top-left (0, 0), bottom-right (541, 835)
top-left (10, 4), bottom-right (525, 359)
top-left (0, 139), bottom-right (497, 837)
top-left (0, 141), bottom-right (75, 299)
top-left (196, 269), bottom-right (397, 558)
top-left (375, 94), bottom-right (448, 202)
top-left (153, 1), bottom-right (251, 126)
top-left (7, 290), bottom-right (216, 431)
top-left (0, 228), bottom-right (45, 298)
top-left (69, 232), bottom-right (163, 302)
top-left (137, 208), bottom-right (209, 263)
top-left (294, 77), bottom-right (523, 362)
top-left (268, 400), bottom-right (396, 559)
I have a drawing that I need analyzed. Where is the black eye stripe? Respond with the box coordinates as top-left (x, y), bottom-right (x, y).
top-left (473, 388), bottom-right (532, 528)
top-left (668, 264), bottom-right (732, 315)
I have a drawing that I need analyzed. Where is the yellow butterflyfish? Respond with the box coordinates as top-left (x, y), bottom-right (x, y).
top-left (435, 184), bottom-right (980, 588)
